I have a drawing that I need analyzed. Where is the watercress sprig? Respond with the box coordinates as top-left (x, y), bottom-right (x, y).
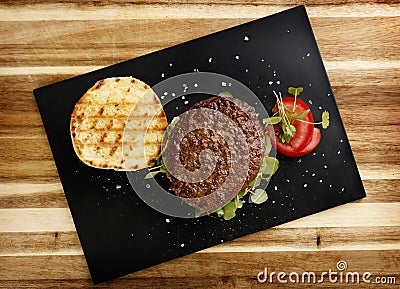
top-left (262, 87), bottom-right (330, 144)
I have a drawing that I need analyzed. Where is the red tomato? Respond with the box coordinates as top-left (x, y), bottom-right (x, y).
top-left (295, 128), bottom-right (321, 156)
top-left (267, 98), bottom-right (315, 157)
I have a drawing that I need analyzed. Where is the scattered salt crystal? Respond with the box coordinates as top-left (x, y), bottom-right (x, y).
top-left (221, 82), bottom-right (227, 87)
top-left (244, 36), bottom-right (249, 41)
top-left (208, 57), bottom-right (213, 63)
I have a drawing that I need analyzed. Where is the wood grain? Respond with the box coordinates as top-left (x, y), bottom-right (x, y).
top-left (0, 0), bottom-right (399, 288)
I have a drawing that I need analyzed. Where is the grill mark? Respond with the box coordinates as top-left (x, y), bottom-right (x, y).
top-left (99, 132), bottom-right (107, 143)
top-left (99, 107), bottom-right (104, 115)
top-left (74, 102), bottom-right (161, 107)
top-left (74, 114), bottom-right (167, 119)
top-left (152, 94), bottom-right (159, 103)
top-left (94, 79), bottom-right (105, 89)
top-left (77, 141), bottom-right (161, 146)
top-left (115, 133), bottom-right (122, 142)
top-left (90, 119), bottom-right (98, 129)
top-left (109, 146), bottom-right (118, 156)
top-left (77, 127), bottom-right (166, 133)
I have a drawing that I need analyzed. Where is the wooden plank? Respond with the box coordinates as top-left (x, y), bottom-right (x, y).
top-left (0, 208), bottom-right (75, 232)
top-left (0, 250), bottom-right (398, 282)
top-left (0, 17), bottom-right (399, 66)
top-left (1, 226), bottom-right (399, 257)
top-left (0, 203), bottom-right (399, 233)
top-left (0, 4), bottom-right (398, 22)
top-left (0, 182), bottom-right (68, 208)
top-left (0, 277), bottom-right (398, 289)
top-left (2, 0), bottom-right (399, 5)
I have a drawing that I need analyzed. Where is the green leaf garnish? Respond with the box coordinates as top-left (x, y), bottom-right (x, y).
top-left (223, 211), bottom-right (236, 220)
top-left (250, 189), bottom-right (269, 204)
top-left (234, 195), bottom-right (243, 209)
top-left (167, 116), bottom-right (180, 134)
top-left (237, 188), bottom-right (249, 199)
top-left (216, 208), bottom-right (225, 217)
top-left (322, 110), bottom-right (330, 129)
top-left (222, 201), bottom-right (237, 220)
top-left (195, 208), bottom-right (204, 218)
top-left (263, 116), bottom-right (282, 125)
top-left (294, 109), bottom-right (310, 120)
top-left (288, 87), bottom-right (303, 96)
top-left (144, 171), bottom-right (161, 179)
top-left (264, 133), bottom-right (272, 155)
top-left (261, 157), bottom-right (279, 176)
top-left (271, 87), bottom-right (331, 146)
top-left (218, 91), bottom-right (234, 98)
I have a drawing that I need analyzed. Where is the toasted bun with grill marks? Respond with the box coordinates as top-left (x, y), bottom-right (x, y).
top-left (70, 77), bottom-right (167, 171)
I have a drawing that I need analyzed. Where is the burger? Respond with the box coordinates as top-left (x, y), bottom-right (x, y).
top-left (148, 95), bottom-right (279, 220)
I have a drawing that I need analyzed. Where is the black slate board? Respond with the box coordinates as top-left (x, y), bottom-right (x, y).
top-left (34, 6), bottom-right (366, 284)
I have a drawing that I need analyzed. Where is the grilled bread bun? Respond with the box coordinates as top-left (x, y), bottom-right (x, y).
top-left (70, 77), bottom-right (167, 171)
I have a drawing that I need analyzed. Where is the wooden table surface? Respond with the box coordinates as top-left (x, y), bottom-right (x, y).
top-left (0, 1), bottom-right (399, 288)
